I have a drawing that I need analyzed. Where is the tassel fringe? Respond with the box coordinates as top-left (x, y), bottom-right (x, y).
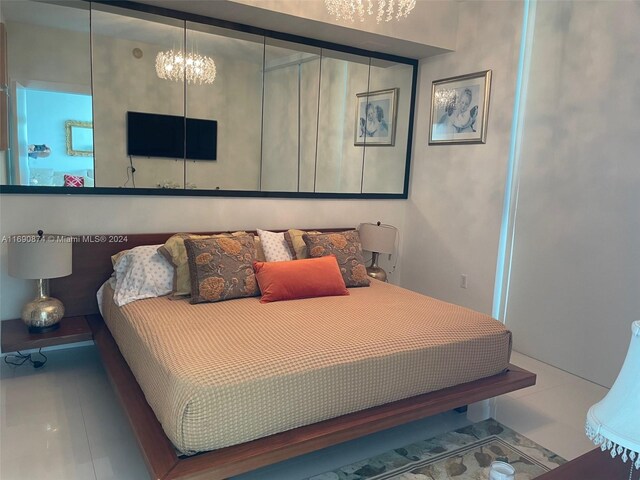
top-left (586, 421), bottom-right (640, 470)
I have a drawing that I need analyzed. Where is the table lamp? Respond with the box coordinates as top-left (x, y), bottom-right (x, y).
top-left (358, 222), bottom-right (397, 282)
top-left (585, 320), bottom-right (640, 479)
top-left (8, 232), bottom-right (72, 333)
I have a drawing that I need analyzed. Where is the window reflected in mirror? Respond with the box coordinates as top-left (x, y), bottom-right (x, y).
top-left (2, 0), bottom-right (93, 187)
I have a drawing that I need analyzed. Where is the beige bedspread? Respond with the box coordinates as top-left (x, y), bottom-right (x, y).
top-left (101, 280), bottom-right (511, 454)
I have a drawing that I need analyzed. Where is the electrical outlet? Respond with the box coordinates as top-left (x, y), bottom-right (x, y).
top-left (460, 274), bottom-right (468, 289)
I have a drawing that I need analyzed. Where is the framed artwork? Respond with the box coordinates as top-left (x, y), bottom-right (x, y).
top-left (65, 120), bottom-right (93, 156)
top-left (354, 88), bottom-right (398, 146)
top-left (429, 70), bottom-right (492, 145)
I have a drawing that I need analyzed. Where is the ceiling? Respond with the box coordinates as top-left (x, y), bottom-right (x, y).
top-left (2, 0), bottom-right (455, 59)
top-left (135, 0), bottom-right (455, 58)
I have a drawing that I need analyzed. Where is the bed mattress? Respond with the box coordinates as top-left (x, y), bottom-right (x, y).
top-left (100, 280), bottom-right (512, 454)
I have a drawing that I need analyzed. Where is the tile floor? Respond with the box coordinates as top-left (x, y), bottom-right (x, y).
top-left (0, 347), bottom-right (607, 480)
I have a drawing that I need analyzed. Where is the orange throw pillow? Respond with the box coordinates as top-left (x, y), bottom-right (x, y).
top-left (254, 255), bottom-right (349, 303)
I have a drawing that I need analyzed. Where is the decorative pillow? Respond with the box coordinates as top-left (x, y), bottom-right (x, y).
top-left (112, 245), bottom-right (174, 306)
top-left (254, 255), bottom-right (349, 303)
top-left (303, 230), bottom-right (370, 287)
top-left (53, 169), bottom-right (92, 186)
top-left (256, 229), bottom-right (293, 262)
top-left (111, 249), bottom-right (130, 267)
top-left (184, 236), bottom-right (259, 304)
top-left (254, 236), bottom-right (266, 262)
top-left (284, 229), bottom-right (321, 259)
top-left (158, 231), bottom-right (247, 297)
top-left (64, 174), bottom-right (84, 187)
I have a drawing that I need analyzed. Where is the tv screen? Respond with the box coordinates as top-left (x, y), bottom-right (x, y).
top-left (186, 117), bottom-right (217, 160)
top-left (126, 112), bottom-right (217, 160)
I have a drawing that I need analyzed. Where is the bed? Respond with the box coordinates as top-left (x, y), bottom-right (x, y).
top-left (50, 231), bottom-right (536, 480)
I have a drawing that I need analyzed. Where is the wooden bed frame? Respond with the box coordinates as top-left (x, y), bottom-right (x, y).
top-left (50, 231), bottom-right (536, 480)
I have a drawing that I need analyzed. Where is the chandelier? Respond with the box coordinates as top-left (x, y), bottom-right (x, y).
top-left (155, 49), bottom-right (216, 85)
top-left (434, 88), bottom-right (457, 109)
top-left (324, 0), bottom-right (416, 23)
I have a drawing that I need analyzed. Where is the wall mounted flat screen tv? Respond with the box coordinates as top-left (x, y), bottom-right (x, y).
top-left (126, 112), bottom-right (217, 160)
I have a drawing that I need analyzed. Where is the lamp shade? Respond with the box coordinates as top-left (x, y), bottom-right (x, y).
top-left (8, 234), bottom-right (72, 280)
top-left (359, 222), bottom-right (397, 254)
top-left (586, 320), bottom-right (640, 470)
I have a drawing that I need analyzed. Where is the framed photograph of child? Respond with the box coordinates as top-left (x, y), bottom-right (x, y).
top-left (354, 88), bottom-right (398, 146)
top-left (429, 70), bottom-right (492, 145)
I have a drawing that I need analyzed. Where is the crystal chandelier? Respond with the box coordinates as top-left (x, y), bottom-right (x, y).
top-left (324, 0), bottom-right (416, 23)
top-left (155, 49), bottom-right (216, 85)
top-left (434, 88), bottom-right (457, 109)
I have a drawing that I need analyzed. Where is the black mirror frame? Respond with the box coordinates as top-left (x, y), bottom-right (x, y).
top-left (0, 0), bottom-right (417, 200)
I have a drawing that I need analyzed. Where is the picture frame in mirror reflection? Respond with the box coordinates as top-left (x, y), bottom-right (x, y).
top-left (65, 120), bottom-right (93, 156)
top-left (354, 88), bottom-right (398, 146)
top-left (429, 70), bottom-right (492, 145)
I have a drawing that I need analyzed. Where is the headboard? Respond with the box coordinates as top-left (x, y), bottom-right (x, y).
top-left (49, 228), bottom-right (352, 317)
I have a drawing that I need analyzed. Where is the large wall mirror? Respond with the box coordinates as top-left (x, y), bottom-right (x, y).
top-left (0, 0), bottom-right (417, 198)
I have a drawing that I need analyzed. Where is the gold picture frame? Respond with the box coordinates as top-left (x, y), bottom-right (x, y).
top-left (65, 120), bottom-right (93, 156)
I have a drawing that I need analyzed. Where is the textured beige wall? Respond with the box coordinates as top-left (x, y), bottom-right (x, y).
top-left (5, 21), bottom-right (91, 92)
top-left (400, 1), bottom-right (523, 315)
top-left (504, 0), bottom-right (640, 387)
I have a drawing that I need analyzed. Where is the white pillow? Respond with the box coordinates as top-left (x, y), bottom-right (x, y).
top-left (112, 245), bottom-right (174, 306)
top-left (30, 168), bottom-right (54, 186)
top-left (256, 229), bottom-right (293, 262)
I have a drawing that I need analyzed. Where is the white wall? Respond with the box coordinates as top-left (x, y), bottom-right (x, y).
top-left (0, 194), bottom-right (404, 320)
top-left (400, 1), bottom-right (523, 315)
top-left (504, 0), bottom-right (640, 387)
top-left (5, 21), bottom-right (91, 91)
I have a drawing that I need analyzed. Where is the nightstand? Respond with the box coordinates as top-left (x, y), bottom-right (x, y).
top-left (1, 316), bottom-right (93, 353)
top-left (536, 448), bottom-right (631, 479)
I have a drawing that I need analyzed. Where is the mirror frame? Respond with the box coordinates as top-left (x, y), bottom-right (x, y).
top-left (65, 120), bottom-right (93, 157)
top-left (0, 0), bottom-right (418, 199)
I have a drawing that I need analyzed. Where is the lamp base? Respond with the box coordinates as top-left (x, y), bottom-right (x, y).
top-left (367, 252), bottom-right (388, 282)
top-left (366, 265), bottom-right (387, 282)
top-left (28, 323), bottom-right (61, 334)
top-left (21, 296), bottom-right (65, 334)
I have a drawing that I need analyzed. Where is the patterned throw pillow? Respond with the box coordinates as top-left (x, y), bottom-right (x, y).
top-left (64, 174), bottom-right (84, 187)
top-left (112, 245), bottom-right (174, 306)
top-left (256, 229), bottom-right (293, 262)
top-left (184, 235), bottom-right (259, 304)
top-left (158, 231), bottom-right (247, 297)
top-left (284, 229), bottom-right (321, 259)
top-left (303, 230), bottom-right (370, 287)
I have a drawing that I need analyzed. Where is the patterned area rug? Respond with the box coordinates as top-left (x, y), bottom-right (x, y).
top-left (306, 419), bottom-right (566, 480)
